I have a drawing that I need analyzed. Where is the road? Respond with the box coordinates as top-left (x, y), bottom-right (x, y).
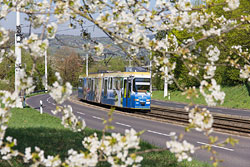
top-left (152, 99), bottom-right (250, 117)
top-left (27, 94), bottom-right (250, 167)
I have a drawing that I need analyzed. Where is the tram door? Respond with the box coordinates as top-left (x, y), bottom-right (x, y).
top-left (123, 78), bottom-right (132, 107)
top-left (78, 78), bottom-right (83, 99)
top-left (103, 78), bottom-right (108, 101)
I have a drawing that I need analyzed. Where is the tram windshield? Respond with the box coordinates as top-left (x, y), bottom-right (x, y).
top-left (133, 78), bottom-right (150, 93)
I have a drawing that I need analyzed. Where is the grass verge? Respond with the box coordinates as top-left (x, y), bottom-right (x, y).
top-left (152, 85), bottom-right (250, 110)
top-left (0, 108), bottom-right (210, 167)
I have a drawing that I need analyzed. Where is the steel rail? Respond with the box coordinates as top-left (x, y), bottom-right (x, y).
top-left (71, 96), bottom-right (250, 137)
top-left (143, 106), bottom-right (250, 136)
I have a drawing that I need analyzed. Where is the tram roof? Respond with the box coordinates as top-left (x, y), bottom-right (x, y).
top-left (79, 72), bottom-right (150, 78)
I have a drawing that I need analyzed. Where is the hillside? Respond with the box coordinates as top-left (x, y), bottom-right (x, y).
top-left (49, 35), bottom-right (127, 60)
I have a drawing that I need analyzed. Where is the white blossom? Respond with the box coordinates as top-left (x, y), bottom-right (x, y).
top-left (22, 33), bottom-right (49, 57)
top-left (47, 22), bottom-right (58, 39)
top-left (49, 73), bottom-right (72, 104)
top-left (200, 79), bottom-right (225, 106)
top-left (224, 0), bottom-right (240, 11)
top-left (94, 43), bottom-right (104, 56)
top-left (0, 4), bottom-right (9, 18)
top-left (0, 27), bottom-right (9, 46)
top-left (166, 139), bottom-right (195, 162)
top-left (52, 105), bottom-right (86, 132)
top-left (240, 65), bottom-right (250, 81)
top-left (0, 91), bottom-right (22, 108)
top-left (188, 106), bottom-right (214, 134)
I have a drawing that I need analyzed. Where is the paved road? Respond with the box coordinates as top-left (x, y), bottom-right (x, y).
top-left (27, 94), bottom-right (250, 167)
top-left (152, 99), bottom-right (250, 117)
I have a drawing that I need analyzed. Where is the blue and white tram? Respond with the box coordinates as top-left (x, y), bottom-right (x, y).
top-left (78, 72), bottom-right (151, 110)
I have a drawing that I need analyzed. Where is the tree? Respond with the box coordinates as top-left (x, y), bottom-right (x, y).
top-left (164, 0), bottom-right (250, 87)
top-left (53, 46), bottom-right (83, 86)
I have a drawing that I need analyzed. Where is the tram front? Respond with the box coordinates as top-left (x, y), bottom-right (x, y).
top-left (132, 78), bottom-right (151, 110)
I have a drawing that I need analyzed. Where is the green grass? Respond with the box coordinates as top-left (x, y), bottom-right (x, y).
top-left (25, 91), bottom-right (46, 98)
top-left (152, 85), bottom-right (250, 109)
top-left (0, 108), bottom-right (210, 167)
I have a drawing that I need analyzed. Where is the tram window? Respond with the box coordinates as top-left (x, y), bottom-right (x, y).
top-left (133, 78), bottom-right (150, 92)
top-left (118, 80), bottom-right (121, 90)
top-left (116, 79), bottom-right (120, 90)
top-left (115, 79), bottom-right (117, 89)
top-left (120, 78), bottom-right (123, 90)
top-left (102, 78), bottom-right (105, 89)
top-left (128, 81), bottom-right (131, 98)
top-left (124, 80), bottom-right (127, 97)
top-left (109, 78), bottom-right (113, 90)
top-left (91, 79), bottom-right (94, 91)
top-left (133, 80), bottom-right (136, 92)
top-left (88, 79), bottom-right (91, 90)
top-left (104, 79), bottom-right (108, 96)
top-left (95, 79), bottom-right (98, 90)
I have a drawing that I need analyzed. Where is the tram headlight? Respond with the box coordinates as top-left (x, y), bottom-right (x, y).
top-left (135, 99), bottom-right (139, 101)
top-left (146, 99), bottom-right (150, 102)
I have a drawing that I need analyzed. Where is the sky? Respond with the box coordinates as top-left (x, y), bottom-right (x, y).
top-left (0, 11), bottom-right (106, 37)
top-left (0, 0), bottom-right (159, 37)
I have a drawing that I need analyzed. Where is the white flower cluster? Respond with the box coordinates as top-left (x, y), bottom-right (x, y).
top-left (21, 129), bottom-right (142, 167)
top-left (81, 129), bottom-right (143, 167)
top-left (187, 106), bottom-right (214, 134)
top-left (0, 108), bottom-right (18, 162)
top-left (0, 3), bottom-right (9, 18)
top-left (229, 46), bottom-right (250, 81)
top-left (52, 105), bottom-right (86, 132)
top-left (94, 43), bottom-right (104, 56)
top-left (54, 0), bottom-right (81, 24)
top-left (154, 53), bottom-right (176, 84)
top-left (204, 45), bottom-right (220, 79)
top-left (0, 91), bottom-right (22, 108)
top-left (49, 72), bottom-right (72, 104)
top-left (166, 138), bottom-right (195, 162)
top-left (0, 136), bottom-right (18, 160)
top-left (24, 147), bottom-right (61, 166)
top-left (49, 73), bottom-right (85, 131)
top-left (202, 14), bottom-right (238, 37)
top-left (200, 79), bottom-right (225, 106)
top-left (47, 22), bottom-right (58, 39)
top-left (224, 0), bottom-right (240, 11)
top-left (0, 27), bottom-right (9, 46)
top-left (65, 147), bottom-right (98, 166)
top-left (32, 15), bottom-right (47, 28)
top-left (102, 129), bottom-right (142, 166)
top-left (17, 69), bottom-right (35, 95)
top-left (152, 34), bottom-right (178, 52)
top-left (22, 33), bottom-right (49, 57)
top-left (0, 108), bottom-right (10, 143)
top-left (240, 65), bottom-right (250, 81)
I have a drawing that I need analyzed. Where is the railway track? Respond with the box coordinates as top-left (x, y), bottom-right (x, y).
top-left (71, 97), bottom-right (250, 137)
top-left (136, 106), bottom-right (250, 137)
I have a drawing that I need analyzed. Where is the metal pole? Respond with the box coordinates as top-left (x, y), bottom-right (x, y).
top-left (86, 54), bottom-right (88, 77)
top-left (45, 50), bottom-right (48, 92)
top-left (164, 66), bottom-right (168, 98)
top-left (40, 100), bottom-right (43, 114)
top-left (150, 60), bottom-right (152, 94)
top-left (15, 9), bottom-right (22, 92)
